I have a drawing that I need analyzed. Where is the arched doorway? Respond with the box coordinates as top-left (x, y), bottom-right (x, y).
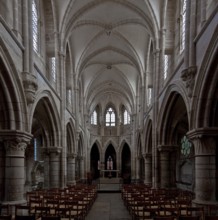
top-left (121, 143), bottom-right (131, 183)
top-left (90, 143), bottom-right (100, 179)
top-left (105, 144), bottom-right (116, 177)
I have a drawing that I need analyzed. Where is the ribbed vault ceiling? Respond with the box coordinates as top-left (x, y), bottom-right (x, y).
top-left (57, 0), bottom-right (160, 113)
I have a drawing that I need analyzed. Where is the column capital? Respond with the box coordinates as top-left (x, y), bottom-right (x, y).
top-left (67, 153), bottom-right (77, 159)
top-left (0, 130), bottom-right (32, 155)
top-left (43, 146), bottom-right (62, 155)
top-left (181, 66), bottom-right (197, 97)
top-left (158, 145), bottom-right (179, 152)
top-left (22, 71), bottom-right (38, 104)
top-left (143, 153), bottom-right (152, 159)
top-left (187, 128), bottom-right (218, 155)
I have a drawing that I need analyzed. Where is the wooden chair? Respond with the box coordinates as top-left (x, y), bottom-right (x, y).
top-left (179, 207), bottom-right (204, 220)
top-left (15, 205), bottom-right (31, 216)
top-left (205, 217), bottom-right (218, 220)
top-left (0, 215), bottom-right (12, 220)
top-left (0, 205), bottom-right (9, 215)
top-left (34, 206), bottom-right (50, 219)
top-left (41, 217), bottom-right (61, 220)
top-left (154, 217), bottom-right (175, 220)
top-left (15, 215), bottom-right (35, 220)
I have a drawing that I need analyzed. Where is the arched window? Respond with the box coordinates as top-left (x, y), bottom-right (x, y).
top-left (180, 0), bottom-right (187, 52)
top-left (91, 110), bottom-right (97, 125)
top-left (32, 0), bottom-right (39, 53)
top-left (105, 107), bottom-right (115, 126)
top-left (67, 89), bottom-right (72, 106)
top-left (164, 54), bottom-right (169, 79)
top-left (50, 57), bottom-right (56, 82)
top-left (124, 109), bottom-right (130, 125)
top-left (147, 87), bottom-right (152, 106)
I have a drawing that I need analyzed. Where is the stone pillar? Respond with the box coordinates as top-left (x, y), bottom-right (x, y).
top-left (135, 156), bottom-right (140, 181)
top-left (22, 0), bottom-right (38, 105)
top-left (158, 145), bottom-right (178, 188)
top-left (47, 147), bottom-right (62, 188)
top-left (12, 0), bottom-right (19, 36)
top-left (187, 128), bottom-right (218, 204)
top-left (67, 153), bottom-right (76, 185)
top-left (143, 153), bottom-right (152, 185)
top-left (80, 156), bottom-right (85, 180)
top-left (200, 0), bottom-right (207, 26)
top-left (0, 131), bottom-right (32, 204)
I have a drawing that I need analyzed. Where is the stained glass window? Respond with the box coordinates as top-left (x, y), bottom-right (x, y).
top-left (181, 135), bottom-right (192, 157)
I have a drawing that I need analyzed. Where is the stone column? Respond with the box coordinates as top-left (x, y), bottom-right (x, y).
top-left (12, 0), bottom-right (19, 36)
top-left (67, 153), bottom-right (76, 185)
top-left (143, 153), bottom-right (152, 185)
top-left (47, 147), bottom-right (62, 188)
top-left (22, 0), bottom-right (38, 105)
top-left (200, 0), bottom-right (206, 26)
top-left (80, 156), bottom-right (85, 180)
top-left (0, 131), bottom-right (32, 204)
top-left (135, 156), bottom-right (140, 181)
top-left (187, 128), bottom-right (218, 204)
top-left (158, 145), bottom-right (178, 188)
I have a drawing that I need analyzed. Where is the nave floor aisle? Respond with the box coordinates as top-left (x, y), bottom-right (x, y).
top-left (86, 193), bottom-right (131, 220)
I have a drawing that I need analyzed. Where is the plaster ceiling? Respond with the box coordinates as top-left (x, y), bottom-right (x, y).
top-left (57, 0), bottom-right (160, 113)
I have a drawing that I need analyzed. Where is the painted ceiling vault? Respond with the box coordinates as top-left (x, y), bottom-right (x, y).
top-left (57, 0), bottom-right (161, 113)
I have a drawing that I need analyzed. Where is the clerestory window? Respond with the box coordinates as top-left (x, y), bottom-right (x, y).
top-left (124, 109), bottom-right (130, 125)
top-left (180, 0), bottom-right (187, 52)
top-left (105, 107), bottom-right (115, 126)
top-left (91, 110), bottom-right (97, 125)
top-left (32, 0), bottom-right (39, 53)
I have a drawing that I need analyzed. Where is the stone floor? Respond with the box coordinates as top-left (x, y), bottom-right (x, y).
top-left (86, 193), bottom-right (131, 220)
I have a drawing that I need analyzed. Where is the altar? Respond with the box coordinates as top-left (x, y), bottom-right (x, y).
top-left (100, 169), bottom-right (120, 178)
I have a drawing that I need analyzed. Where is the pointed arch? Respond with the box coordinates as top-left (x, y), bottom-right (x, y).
top-left (0, 39), bottom-right (28, 131)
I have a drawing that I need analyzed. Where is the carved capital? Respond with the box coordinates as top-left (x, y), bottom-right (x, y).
top-left (187, 128), bottom-right (218, 155)
top-left (181, 66), bottom-right (197, 97)
top-left (45, 146), bottom-right (62, 155)
top-left (0, 130), bottom-right (32, 156)
top-left (22, 72), bottom-right (38, 104)
top-left (68, 153), bottom-right (77, 159)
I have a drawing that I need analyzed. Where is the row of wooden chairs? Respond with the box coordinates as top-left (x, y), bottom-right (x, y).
top-left (26, 184), bottom-right (97, 219)
top-left (0, 184), bottom-right (97, 220)
top-left (0, 215), bottom-right (60, 220)
top-left (121, 184), bottom-right (218, 220)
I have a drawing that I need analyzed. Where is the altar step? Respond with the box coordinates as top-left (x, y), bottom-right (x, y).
top-left (97, 178), bottom-right (122, 193)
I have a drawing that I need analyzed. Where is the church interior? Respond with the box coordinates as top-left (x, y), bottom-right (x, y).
top-left (0, 0), bottom-right (218, 219)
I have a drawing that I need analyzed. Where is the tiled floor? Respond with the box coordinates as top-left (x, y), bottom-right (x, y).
top-left (86, 193), bottom-right (131, 220)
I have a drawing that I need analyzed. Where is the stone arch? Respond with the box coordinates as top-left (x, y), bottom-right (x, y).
top-left (104, 142), bottom-right (117, 177)
top-left (0, 40), bottom-right (28, 131)
top-left (30, 91), bottom-right (61, 147)
top-left (90, 142), bottom-right (101, 179)
top-left (120, 142), bottom-right (131, 182)
top-left (158, 89), bottom-right (192, 189)
top-left (66, 121), bottom-right (76, 154)
top-left (144, 118), bottom-right (152, 154)
top-left (157, 84), bottom-right (190, 145)
top-left (192, 28), bottom-right (218, 128)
